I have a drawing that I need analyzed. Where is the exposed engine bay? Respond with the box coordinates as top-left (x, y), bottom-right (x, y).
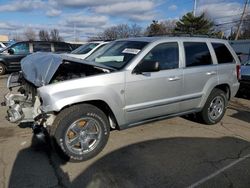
top-left (50, 61), bottom-right (106, 83)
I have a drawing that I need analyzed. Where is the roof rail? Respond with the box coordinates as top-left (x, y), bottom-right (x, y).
top-left (147, 33), bottom-right (219, 38)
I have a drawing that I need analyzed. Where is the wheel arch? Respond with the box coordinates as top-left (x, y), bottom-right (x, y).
top-left (58, 100), bottom-right (120, 130)
top-left (214, 84), bottom-right (231, 100)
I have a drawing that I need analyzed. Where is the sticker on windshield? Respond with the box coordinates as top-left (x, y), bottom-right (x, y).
top-left (122, 48), bottom-right (141, 55)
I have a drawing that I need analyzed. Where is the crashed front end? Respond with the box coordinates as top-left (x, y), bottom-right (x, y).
top-left (2, 52), bottom-right (110, 127)
top-left (3, 72), bottom-right (51, 125)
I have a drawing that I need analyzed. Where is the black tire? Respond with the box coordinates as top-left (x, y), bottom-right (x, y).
top-left (51, 104), bottom-right (110, 162)
top-left (200, 88), bottom-right (228, 125)
top-left (0, 63), bottom-right (6, 75)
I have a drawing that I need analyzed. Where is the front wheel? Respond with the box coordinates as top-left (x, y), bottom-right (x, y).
top-left (0, 63), bottom-right (6, 75)
top-left (200, 89), bottom-right (228, 125)
top-left (51, 104), bottom-right (110, 162)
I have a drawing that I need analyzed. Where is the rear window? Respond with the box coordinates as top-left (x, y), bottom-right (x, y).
top-left (212, 43), bottom-right (235, 64)
top-left (184, 42), bottom-right (212, 67)
top-left (54, 43), bottom-right (72, 53)
top-left (33, 43), bottom-right (51, 52)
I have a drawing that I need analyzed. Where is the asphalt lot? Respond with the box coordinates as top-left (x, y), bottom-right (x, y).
top-left (0, 75), bottom-right (250, 188)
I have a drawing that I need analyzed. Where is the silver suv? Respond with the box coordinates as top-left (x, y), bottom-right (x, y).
top-left (3, 37), bottom-right (240, 161)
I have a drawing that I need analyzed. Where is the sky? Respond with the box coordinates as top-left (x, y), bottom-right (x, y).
top-left (0, 0), bottom-right (248, 41)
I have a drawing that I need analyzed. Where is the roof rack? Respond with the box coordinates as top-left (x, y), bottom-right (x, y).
top-left (147, 33), bottom-right (219, 38)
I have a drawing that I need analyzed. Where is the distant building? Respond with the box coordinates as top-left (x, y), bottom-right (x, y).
top-left (0, 35), bottom-right (9, 42)
top-left (229, 40), bottom-right (250, 62)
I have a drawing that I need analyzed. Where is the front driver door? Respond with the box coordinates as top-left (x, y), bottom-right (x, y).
top-left (5, 42), bottom-right (30, 70)
top-left (124, 42), bottom-right (183, 125)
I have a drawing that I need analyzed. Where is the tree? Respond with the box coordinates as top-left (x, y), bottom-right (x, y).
top-left (96, 24), bottom-right (143, 40)
top-left (163, 20), bottom-right (177, 33)
top-left (39, 30), bottom-right (50, 41)
top-left (50, 29), bottom-right (63, 41)
top-left (175, 12), bottom-right (214, 35)
top-left (129, 23), bottom-right (143, 37)
top-left (23, 27), bottom-right (36, 41)
top-left (145, 20), bottom-right (168, 36)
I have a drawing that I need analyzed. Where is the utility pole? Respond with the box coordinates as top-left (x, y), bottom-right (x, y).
top-left (235, 0), bottom-right (249, 40)
top-left (193, 0), bottom-right (197, 17)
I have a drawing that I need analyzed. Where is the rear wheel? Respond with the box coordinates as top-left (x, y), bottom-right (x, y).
top-left (200, 89), bottom-right (227, 125)
top-left (51, 104), bottom-right (110, 161)
top-left (0, 63), bottom-right (6, 75)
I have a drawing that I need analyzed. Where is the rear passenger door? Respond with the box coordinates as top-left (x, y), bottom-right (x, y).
top-left (182, 42), bottom-right (217, 111)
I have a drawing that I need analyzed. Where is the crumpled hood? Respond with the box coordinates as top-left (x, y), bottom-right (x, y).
top-left (21, 52), bottom-right (114, 87)
top-left (21, 52), bottom-right (62, 87)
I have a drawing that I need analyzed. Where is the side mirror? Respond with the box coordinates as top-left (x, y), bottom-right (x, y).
top-left (134, 60), bottom-right (160, 74)
top-left (8, 48), bottom-right (14, 55)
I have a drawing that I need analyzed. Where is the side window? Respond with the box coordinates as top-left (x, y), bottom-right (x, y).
top-left (33, 43), bottom-right (51, 52)
top-left (142, 42), bottom-right (179, 70)
top-left (212, 43), bottom-right (235, 64)
top-left (184, 42), bottom-right (212, 67)
top-left (54, 43), bottom-right (72, 53)
top-left (11, 43), bottom-right (29, 54)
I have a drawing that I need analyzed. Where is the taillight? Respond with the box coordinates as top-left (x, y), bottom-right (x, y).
top-left (236, 64), bottom-right (241, 80)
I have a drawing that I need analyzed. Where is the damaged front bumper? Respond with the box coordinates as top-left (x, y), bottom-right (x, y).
top-left (2, 72), bottom-right (42, 123)
top-left (3, 92), bottom-right (34, 123)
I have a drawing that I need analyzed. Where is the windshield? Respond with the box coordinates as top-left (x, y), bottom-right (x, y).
top-left (71, 43), bottom-right (99, 54)
top-left (85, 41), bottom-right (148, 70)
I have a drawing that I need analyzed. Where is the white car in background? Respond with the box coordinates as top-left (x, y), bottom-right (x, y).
top-left (0, 42), bottom-right (6, 51)
top-left (66, 41), bottom-right (109, 60)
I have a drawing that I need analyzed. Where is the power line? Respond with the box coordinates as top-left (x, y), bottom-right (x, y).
top-left (215, 19), bottom-right (250, 26)
top-left (213, 9), bottom-right (250, 21)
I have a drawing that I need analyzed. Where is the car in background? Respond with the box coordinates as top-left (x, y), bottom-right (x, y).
top-left (66, 41), bottom-right (109, 60)
top-left (68, 43), bottom-right (85, 50)
top-left (0, 41), bottom-right (73, 75)
top-left (0, 42), bottom-right (6, 51)
top-left (239, 60), bottom-right (250, 92)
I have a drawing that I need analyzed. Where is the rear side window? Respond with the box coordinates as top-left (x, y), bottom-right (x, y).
top-left (184, 42), bottom-right (212, 67)
top-left (142, 42), bottom-right (179, 70)
top-left (212, 43), bottom-right (234, 64)
top-left (54, 43), bottom-right (72, 53)
top-left (33, 43), bottom-right (51, 52)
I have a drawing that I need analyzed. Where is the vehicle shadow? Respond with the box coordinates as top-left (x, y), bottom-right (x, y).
top-left (228, 101), bottom-right (250, 124)
top-left (235, 89), bottom-right (250, 100)
top-left (8, 135), bottom-right (250, 188)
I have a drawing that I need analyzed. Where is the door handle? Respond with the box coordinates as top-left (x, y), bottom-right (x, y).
top-left (206, 71), bottom-right (216, 76)
top-left (168, 76), bottom-right (181, 81)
